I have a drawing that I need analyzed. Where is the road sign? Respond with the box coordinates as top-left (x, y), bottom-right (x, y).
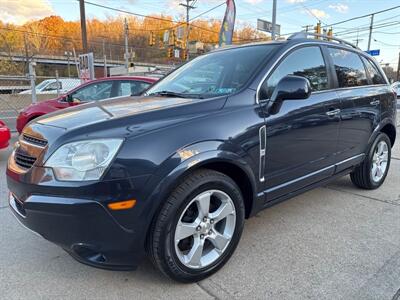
top-left (163, 31), bottom-right (170, 43)
top-left (78, 53), bottom-right (95, 82)
top-left (174, 49), bottom-right (180, 58)
top-left (257, 19), bottom-right (280, 35)
top-left (365, 49), bottom-right (380, 56)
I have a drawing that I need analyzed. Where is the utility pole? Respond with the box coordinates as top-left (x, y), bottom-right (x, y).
top-left (367, 13), bottom-right (374, 51)
top-left (180, 0), bottom-right (195, 61)
top-left (23, 33), bottom-right (29, 73)
top-left (397, 51), bottom-right (400, 81)
top-left (302, 25), bottom-right (313, 32)
top-left (102, 38), bottom-right (107, 77)
top-left (271, 0), bottom-right (277, 40)
top-left (79, 0), bottom-right (88, 53)
top-left (353, 28), bottom-right (363, 47)
top-left (124, 18), bottom-right (129, 70)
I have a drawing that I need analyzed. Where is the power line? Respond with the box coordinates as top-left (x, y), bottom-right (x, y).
top-left (189, 2), bottom-right (226, 22)
top-left (324, 5), bottom-right (400, 27)
top-left (300, 3), bottom-right (327, 25)
top-left (81, 0), bottom-right (224, 35)
top-left (374, 39), bottom-right (400, 47)
top-left (335, 21), bottom-right (400, 36)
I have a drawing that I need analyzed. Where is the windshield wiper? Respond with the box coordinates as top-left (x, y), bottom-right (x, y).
top-left (148, 91), bottom-right (189, 98)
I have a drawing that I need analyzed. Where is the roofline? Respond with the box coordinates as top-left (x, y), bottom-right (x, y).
top-left (210, 32), bottom-right (361, 53)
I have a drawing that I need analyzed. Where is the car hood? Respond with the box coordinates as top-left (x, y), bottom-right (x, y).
top-left (22, 94), bottom-right (226, 163)
top-left (36, 96), bottom-right (195, 129)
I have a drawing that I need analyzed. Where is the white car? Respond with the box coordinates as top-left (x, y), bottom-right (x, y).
top-left (19, 78), bottom-right (81, 95)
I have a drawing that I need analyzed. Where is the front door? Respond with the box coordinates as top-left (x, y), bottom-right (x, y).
top-left (258, 45), bottom-right (340, 201)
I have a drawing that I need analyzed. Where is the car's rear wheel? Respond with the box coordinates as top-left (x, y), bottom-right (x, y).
top-left (350, 132), bottom-right (391, 189)
top-left (148, 169), bottom-right (245, 283)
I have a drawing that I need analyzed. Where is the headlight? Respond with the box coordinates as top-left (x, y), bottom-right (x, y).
top-left (45, 139), bottom-right (123, 181)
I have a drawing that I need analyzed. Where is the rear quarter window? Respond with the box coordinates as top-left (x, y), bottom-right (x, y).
top-left (328, 48), bottom-right (368, 88)
top-left (361, 56), bottom-right (386, 85)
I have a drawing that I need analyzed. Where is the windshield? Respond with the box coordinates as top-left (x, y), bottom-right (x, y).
top-left (36, 80), bottom-right (51, 90)
top-left (146, 44), bottom-right (277, 99)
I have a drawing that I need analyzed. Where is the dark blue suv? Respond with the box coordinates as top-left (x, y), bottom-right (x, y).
top-left (7, 33), bottom-right (397, 282)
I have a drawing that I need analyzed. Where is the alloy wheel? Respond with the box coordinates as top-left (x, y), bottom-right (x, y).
top-left (371, 140), bottom-right (389, 182)
top-left (174, 189), bottom-right (236, 269)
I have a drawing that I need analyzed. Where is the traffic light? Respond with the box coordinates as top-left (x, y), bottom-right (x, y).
top-left (182, 50), bottom-right (187, 61)
top-left (167, 47), bottom-right (174, 58)
top-left (169, 31), bottom-right (176, 46)
top-left (149, 32), bottom-right (156, 46)
top-left (314, 22), bottom-right (321, 38)
top-left (327, 27), bottom-right (333, 40)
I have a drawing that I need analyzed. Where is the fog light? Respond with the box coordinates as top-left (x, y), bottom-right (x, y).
top-left (107, 199), bottom-right (136, 210)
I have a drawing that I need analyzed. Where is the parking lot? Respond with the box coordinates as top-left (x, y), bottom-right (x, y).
top-left (0, 118), bottom-right (399, 299)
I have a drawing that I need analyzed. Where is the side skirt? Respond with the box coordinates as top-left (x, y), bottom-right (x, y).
top-left (259, 167), bottom-right (354, 212)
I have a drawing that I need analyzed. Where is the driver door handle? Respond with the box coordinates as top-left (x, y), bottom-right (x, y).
top-left (370, 99), bottom-right (380, 106)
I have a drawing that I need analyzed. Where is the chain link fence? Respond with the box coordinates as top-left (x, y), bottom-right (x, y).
top-left (0, 65), bottom-right (80, 132)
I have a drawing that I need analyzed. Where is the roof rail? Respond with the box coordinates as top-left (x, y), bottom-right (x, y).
top-left (288, 31), bottom-right (360, 50)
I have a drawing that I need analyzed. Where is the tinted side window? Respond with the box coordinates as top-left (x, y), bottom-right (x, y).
top-left (261, 46), bottom-right (328, 100)
top-left (361, 56), bottom-right (386, 85)
top-left (71, 81), bottom-right (113, 101)
top-left (130, 81), bottom-right (151, 95)
top-left (328, 48), bottom-right (368, 88)
top-left (117, 81), bottom-right (152, 96)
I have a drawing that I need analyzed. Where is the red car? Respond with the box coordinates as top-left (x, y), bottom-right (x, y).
top-left (0, 120), bottom-right (11, 149)
top-left (16, 76), bottom-right (158, 133)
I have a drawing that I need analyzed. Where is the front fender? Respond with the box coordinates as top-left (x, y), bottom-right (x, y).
top-left (138, 141), bottom-right (258, 236)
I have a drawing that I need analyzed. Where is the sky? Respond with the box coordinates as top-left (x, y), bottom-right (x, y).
top-left (2, 0), bottom-right (399, 69)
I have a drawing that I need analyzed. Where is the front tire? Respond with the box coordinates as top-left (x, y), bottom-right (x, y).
top-left (148, 169), bottom-right (245, 283)
top-left (350, 132), bottom-right (391, 189)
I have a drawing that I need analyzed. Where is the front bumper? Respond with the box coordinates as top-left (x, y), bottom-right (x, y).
top-left (7, 161), bottom-right (153, 270)
top-left (9, 191), bottom-right (143, 270)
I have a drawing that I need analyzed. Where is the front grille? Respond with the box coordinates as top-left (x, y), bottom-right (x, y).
top-left (14, 150), bottom-right (36, 169)
top-left (22, 134), bottom-right (48, 147)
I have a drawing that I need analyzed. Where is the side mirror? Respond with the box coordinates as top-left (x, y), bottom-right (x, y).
top-left (268, 75), bottom-right (311, 115)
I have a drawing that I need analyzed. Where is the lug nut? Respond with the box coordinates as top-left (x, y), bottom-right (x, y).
top-left (200, 234), bottom-right (205, 239)
top-left (196, 226), bottom-right (201, 231)
top-left (208, 230), bottom-right (212, 235)
top-left (210, 219), bottom-right (214, 224)
top-left (203, 217), bottom-right (208, 222)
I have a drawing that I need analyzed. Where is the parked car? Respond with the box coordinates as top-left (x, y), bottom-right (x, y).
top-left (19, 78), bottom-right (81, 95)
top-left (392, 81), bottom-right (400, 98)
top-left (7, 33), bottom-right (397, 282)
top-left (0, 120), bottom-right (11, 149)
top-left (16, 76), bottom-right (158, 133)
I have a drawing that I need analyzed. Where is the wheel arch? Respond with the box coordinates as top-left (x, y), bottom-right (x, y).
top-left (380, 123), bottom-right (396, 148)
top-left (189, 160), bottom-right (256, 219)
top-left (145, 149), bottom-right (258, 235)
top-left (368, 118), bottom-right (396, 149)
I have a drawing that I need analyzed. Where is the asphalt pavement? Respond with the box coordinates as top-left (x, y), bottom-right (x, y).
top-left (0, 120), bottom-right (399, 299)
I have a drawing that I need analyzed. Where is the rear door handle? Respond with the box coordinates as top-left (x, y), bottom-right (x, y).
top-left (370, 99), bottom-right (380, 106)
top-left (326, 108), bottom-right (341, 116)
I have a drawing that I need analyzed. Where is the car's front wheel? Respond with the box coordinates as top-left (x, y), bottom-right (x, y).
top-left (350, 132), bottom-right (391, 189)
top-left (148, 169), bottom-right (245, 282)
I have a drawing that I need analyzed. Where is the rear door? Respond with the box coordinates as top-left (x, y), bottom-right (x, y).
top-left (327, 48), bottom-right (381, 170)
top-left (259, 45), bottom-right (340, 200)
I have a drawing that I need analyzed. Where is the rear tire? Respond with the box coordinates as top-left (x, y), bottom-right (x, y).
top-left (350, 133), bottom-right (391, 189)
top-left (148, 169), bottom-right (245, 283)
